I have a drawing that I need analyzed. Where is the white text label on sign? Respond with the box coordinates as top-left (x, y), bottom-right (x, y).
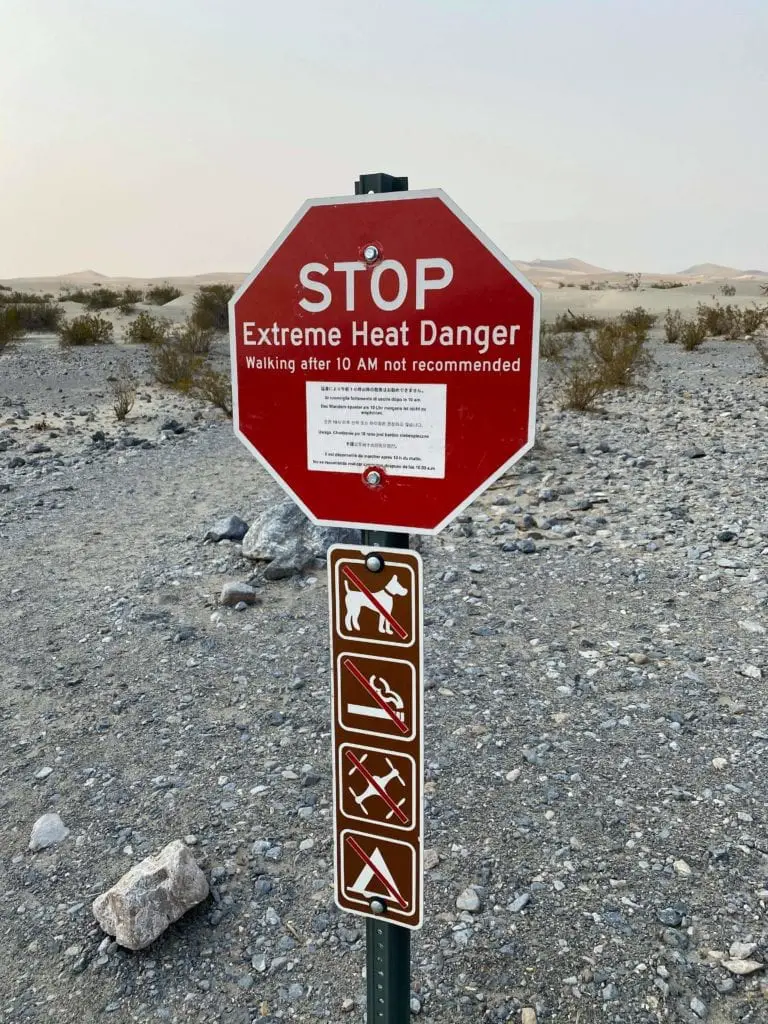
top-left (306, 382), bottom-right (446, 478)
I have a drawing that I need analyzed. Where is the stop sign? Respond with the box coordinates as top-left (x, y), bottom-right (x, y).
top-left (230, 190), bottom-right (539, 534)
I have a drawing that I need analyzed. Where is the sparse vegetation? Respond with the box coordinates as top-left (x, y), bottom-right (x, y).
top-left (741, 305), bottom-right (768, 336)
top-left (753, 337), bottom-right (768, 369)
top-left (59, 314), bottom-right (114, 347)
top-left (720, 283), bottom-right (736, 297)
top-left (618, 306), bottom-right (656, 333)
top-left (540, 327), bottom-right (573, 362)
top-left (171, 321), bottom-right (214, 355)
top-left (586, 319), bottom-right (652, 389)
top-left (191, 366), bottom-right (232, 417)
top-left (0, 290), bottom-right (64, 331)
top-left (559, 358), bottom-right (608, 412)
top-left (109, 362), bottom-right (137, 421)
top-left (664, 309), bottom-right (684, 343)
top-left (191, 284), bottom-right (234, 331)
top-left (650, 280), bottom-right (685, 289)
top-left (694, 301), bottom-right (768, 340)
top-left (150, 339), bottom-right (204, 392)
top-left (0, 307), bottom-right (23, 353)
top-left (551, 310), bottom-right (602, 333)
top-left (62, 287), bottom-right (143, 311)
top-left (146, 283), bottom-right (182, 305)
top-left (126, 311), bottom-right (171, 345)
top-left (679, 319), bottom-right (708, 351)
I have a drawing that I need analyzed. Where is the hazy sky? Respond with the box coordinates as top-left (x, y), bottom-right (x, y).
top-left (1, 0), bottom-right (766, 277)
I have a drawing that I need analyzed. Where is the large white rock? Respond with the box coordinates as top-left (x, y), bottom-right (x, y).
top-left (241, 500), bottom-right (360, 579)
top-left (92, 840), bottom-right (209, 950)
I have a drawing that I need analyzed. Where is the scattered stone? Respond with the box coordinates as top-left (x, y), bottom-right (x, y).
top-left (456, 887), bottom-right (480, 912)
top-left (602, 982), bottom-right (619, 1001)
top-left (517, 537), bottom-right (537, 554)
top-left (712, 757), bottom-right (728, 770)
top-left (729, 941), bottom-right (757, 960)
top-left (521, 1010), bottom-right (537, 1024)
top-left (92, 839), bottom-right (209, 950)
top-left (34, 766), bottom-right (53, 780)
top-left (673, 859), bottom-right (692, 877)
top-left (723, 959), bottom-right (763, 976)
top-left (204, 515), bottom-right (249, 543)
top-left (220, 582), bottom-right (260, 607)
top-left (740, 664), bottom-right (762, 680)
top-left (656, 907), bottom-right (683, 927)
top-left (690, 996), bottom-right (707, 1019)
top-left (29, 813), bottom-right (69, 851)
top-left (628, 652), bottom-right (649, 665)
top-left (510, 892), bottom-right (531, 912)
top-left (423, 849), bottom-right (439, 871)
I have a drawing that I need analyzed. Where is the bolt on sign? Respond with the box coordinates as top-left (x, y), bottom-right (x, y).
top-left (328, 544), bottom-right (423, 929)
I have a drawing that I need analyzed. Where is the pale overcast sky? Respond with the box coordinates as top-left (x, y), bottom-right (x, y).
top-left (1, 0), bottom-right (766, 277)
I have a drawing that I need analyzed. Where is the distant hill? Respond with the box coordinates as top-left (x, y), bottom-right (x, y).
top-left (524, 258), bottom-right (613, 275)
top-left (678, 262), bottom-right (768, 279)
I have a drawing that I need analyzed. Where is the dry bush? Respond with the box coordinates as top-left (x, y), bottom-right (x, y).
top-left (126, 311), bottom-right (171, 345)
top-left (540, 327), bottom-right (573, 362)
top-left (720, 283), bottom-right (736, 297)
top-left (760, 283), bottom-right (768, 297)
top-left (559, 358), bottom-right (608, 412)
top-left (586, 320), bottom-right (651, 389)
top-left (0, 307), bottom-right (24, 353)
top-left (151, 341), bottom-right (204, 392)
top-left (0, 291), bottom-right (63, 331)
top-left (191, 284), bottom-right (234, 331)
top-left (619, 306), bottom-right (656, 333)
top-left (752, 337), bottom-right (768, 369)
top-left (191, 366), bottom-right (232, 417)
top-left (650, 280), bottom-right (685, 290)
top-left (696, 302), bottom-right (742, 339)
top-left (109, 363), bottom-right (137, 421)
top-left (551, 310), bottom-right (602, 333)
top-left (170, 320), bottom-right (215, 355)
top-left (741, 305), bottom-right (768, 336)
top-left (664, 309), bottom-right (683, 343)
top-left (680, 319), bottom-right (707, 351)
top-left (146, 283), bottom-right (182, 305)
top-left (59, 314), bottom-right (114, 347)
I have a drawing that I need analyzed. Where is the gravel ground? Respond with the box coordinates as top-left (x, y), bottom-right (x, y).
top-left (0, 334), bottom-right (766, 1024)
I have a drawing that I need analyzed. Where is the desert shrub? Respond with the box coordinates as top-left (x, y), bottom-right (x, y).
top-left (150, 340), bottom-right (204, 392)
top-left (0, 301), bottom-right (63, 331)
top-left (695, 302), bottom-right (742, 339)
top-left (63, 288), bottom-right (90, 304)
top-left (559, 358), bottom-right (608, 412)
top-left (0, 283), bottom-right (9, 291)
top-left (171, 320), bottom-right (214, 355)
top-left (109, 363), bottom-right (137, 421)
top-left (741, 305), bottom-right (768, 336)
top-left (83, 287), bottom-right (122, 310)
top-left (586, 320), bottom-right (651, 389)
top-left (191, 365), bottom-right (232, 417)
top-left (551, 310), bottom-right (602, 333)
top-left (191, 284), bottom-right (234, 331)
top-left (650, 281), bottom-right (685, 290)
top-left (59, 314), bottom-right (113, 346)
top-left (760, 283), bottom-right (768, 296)
top-left (126, 311), bottom-right (171, 345)
top-left (679, 319), bottom-right (707, 351)
top-left (753, 337), bottom-right (768, 369)
top-left (540, 326), bottom-right (574, 362)
top-left (664, 309), bottom-right (684, 343)
top-left (720, 283), bottom-right (736, 297)
top-left (146, 283), bottom-right (182, 305)
top-left (0, 307), bottom-right (24, 352)
top-left (618, 306), bottom-right (656, 333)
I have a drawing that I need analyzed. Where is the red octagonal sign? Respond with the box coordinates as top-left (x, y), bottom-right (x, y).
top-left (230, 190), bottom-right (539, 534)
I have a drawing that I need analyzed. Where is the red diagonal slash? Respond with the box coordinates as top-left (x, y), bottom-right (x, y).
top-left (345, 750), bottom-right (409, 825)
top-left (343, 657), bottom-right (409, 735)
top-left (342, 565), bottom-right (408, 640)
top-left (345, 835), bottom-right (408, 909)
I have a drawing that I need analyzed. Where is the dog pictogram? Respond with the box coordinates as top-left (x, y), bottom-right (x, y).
top-left (343, 572), bottom-right (409, 635)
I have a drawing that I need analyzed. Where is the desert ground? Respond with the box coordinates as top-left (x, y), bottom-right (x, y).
top-left (1, 263), bottom-right (766, 1024)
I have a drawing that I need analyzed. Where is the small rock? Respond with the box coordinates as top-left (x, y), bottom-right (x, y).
top-left (204, 515), bottom-right (249, 543)
top-left (410, 995), bottom-right (421, 1013)
top-left (92, 839), bottom-right (209, 950)
top-left (220, 582), bottom-right (260, 607)
top-left (673, 859), bottom-right (692, 877)
top-left (505, 768), bottom-right (521, 782)
top-left (740, 664), bottom-right (762, 680)
top-left (517, 538), bottom-right (537, 555)
top-left (656, 907), bottom-right (683, 927)
top-left (629, 652), bottom-right (649, 665)
top-left (690, 996), bottom-right (708, 1019)
top-left (729, 941), bottom-right (757, 960)
top-left (521, 1010), bottom-right (537, 1024)
top-left (712, 757), bottom-right (728, 770)
top-left (602, 982), bottom-right (619, 1001)
top-left (35, 766), bottom-right (54, 780)
top-left (456, 887), bottom-right (480, 912)
top-left (29, 813), bottom-right (69, 851)
top-left (510, 893), bottom-right (531, 912)
top-left (723, 959), bottom-right (763, 976)
top-left (423, 849), bottom-right (439, 871)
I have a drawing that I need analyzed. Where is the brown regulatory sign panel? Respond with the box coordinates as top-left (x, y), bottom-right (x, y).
top-left (328, 544), bottom-right (423, 930)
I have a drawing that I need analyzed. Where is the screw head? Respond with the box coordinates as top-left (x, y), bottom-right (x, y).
top-left (365, 554), bottom-right (384, 573)
top-left (369, 899), bottom-right (386, 914)
top-left (363, 244), bottom-right (380, 263)
top-left (364, 468), bottom-right (382, 487)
